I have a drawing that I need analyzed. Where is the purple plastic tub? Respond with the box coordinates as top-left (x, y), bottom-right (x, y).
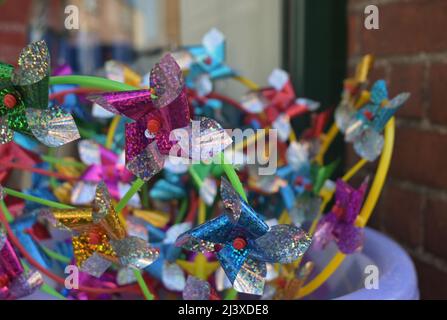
top-left (307, 227), bottom-right (419, 300)
top-left (22, 228), bottom-right (419, 300)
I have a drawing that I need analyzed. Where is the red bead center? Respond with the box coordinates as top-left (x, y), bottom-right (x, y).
top-left (204, 56), bottom-right (212, 65)
top-left (232, 237), bottom-right (247, 250)
top-left (363, 110), bottom-right (374, 121)
top-left (3, 94), bottom-right (17, 109)
top-left (332, 203), bottom-right (345, 218)
top-left (147, 119), bottom-right (161, 134)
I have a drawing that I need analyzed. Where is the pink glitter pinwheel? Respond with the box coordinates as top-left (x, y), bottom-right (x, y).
top-left (0, 227), bottom-right (43, 299)
top-left (313, 178), bottom-right (369, 254)
top-left (71, 139), bottom-right (138, 206)
top-left (88, 54), bottom-right (231, 181)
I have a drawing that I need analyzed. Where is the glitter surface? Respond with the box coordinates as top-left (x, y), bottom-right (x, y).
top-left (183, 276), bottom-right (210, 300)
top-left (111, 236), bottom-right (159, 269)
top-left (25, 105), bottom-right (80, 147)
top-left (12, 40), bottom-right (49, 110)
top-left (314, 178), bottom-right (368, 254)
top-left (126, 141), bottom-right (166, 181)
top-left (150, 54), bottom-right (184, 108)
top-left (176, 178), bottom-right (312, 295)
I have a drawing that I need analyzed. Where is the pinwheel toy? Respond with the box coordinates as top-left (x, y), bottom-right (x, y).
top-left (335, 54), bottom-right (374, 132)
top-left (47, 182), bottom-right (159, 277)
top-left (178, 28), bottom-right (235, 97)
top-left (175, 178), bottom-right (312, 295)
top-left (278, 158), bottom-right (337, 226)
top-left (71, 139), bottom-right (139, 207)
top-left (241, 68), bottom-right (320, 141)
top-left (0, 41), bottom-right (80, 147)
top-left (144, 222), bottom-right (191, 292)
top-left (313, 178), bottom-right (369, 254)
top-left (88, 54), bottom-right (232, 182)
top-left (345, 80), bottom-right (410, 161)
top-left (0, 227), bottom-right (43, 299)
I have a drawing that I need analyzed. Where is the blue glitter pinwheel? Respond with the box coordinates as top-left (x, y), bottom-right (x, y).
top-left (175, 178), bottom-right (312, 295)
top-left (345, 80), bottom-right (410, 161)
top-left (182, 28), bottom-right (235, 97)
top-left (144, 222), bottom-right (191, 292)
top-left (277, 148), bottom-right (338, 226)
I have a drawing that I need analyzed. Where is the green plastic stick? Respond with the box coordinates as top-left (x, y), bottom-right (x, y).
top-left (3, 187), bottom-right (74, 210)
top-left (133, 269), bottom-right (154, 300)
top-left (115, 178), bottom-right (145, 213)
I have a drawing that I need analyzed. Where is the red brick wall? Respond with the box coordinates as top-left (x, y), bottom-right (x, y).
top-left (347, 0), bottom-right (447, 299)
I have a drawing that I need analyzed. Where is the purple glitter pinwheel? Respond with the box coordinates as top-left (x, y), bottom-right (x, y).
top-left (88, 54), bottom-right (231, 181)
top-left (313, 178), bottom-right (369, 254)
top-left (0, 227), bottom-right (43, 299)
top-left (71, 139), bottom-right (138, 206)
top-left (175, 178), bottom-right (312, 295)
top-left (0, 40), bottom-right (80, 147)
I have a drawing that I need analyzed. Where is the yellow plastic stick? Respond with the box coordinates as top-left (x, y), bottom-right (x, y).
top-left (106, 115), bottom-right (121, 149)
top-left (198, 199), bottom-right (207, 225)
top-left (233, 76), bottom-right (260, 90)
top-left (297, 118), bottom-right (395, 298)
top-left (315, 124), bottom-right (339, 165)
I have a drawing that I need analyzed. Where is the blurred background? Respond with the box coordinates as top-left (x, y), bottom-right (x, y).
top-left (0, 0), bottom-right (445, 299)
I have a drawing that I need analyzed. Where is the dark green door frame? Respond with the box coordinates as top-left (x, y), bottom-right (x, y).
top-left (283, 0), bottom-right (347, 166)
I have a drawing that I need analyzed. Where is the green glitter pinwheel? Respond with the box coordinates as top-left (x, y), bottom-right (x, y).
top-left (0, 40), bottom-right (80, 147)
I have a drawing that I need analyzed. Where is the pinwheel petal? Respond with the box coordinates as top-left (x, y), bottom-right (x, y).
top-left (71, 181), bottom-right (97, 205)
top-left (249, 225), bottom-right (311, 264)
top-left (0, 117), bottom-right (13, 144)
top-left (111, 236), bottom-right (159, 269)
top-left (12, 40), bottom-right (49, 110)
top-left (174, 117), bottom-right (232, 162)
top-left (233, 256), bottom-right (267, 296)
top-left (353, 128), bottom-right (384, 162)
top-left (162, 262), bottom-right (186, 292)
top-left (372, 92), bottom-right (410, 132)
top-left (183, 276), bottom-right (211, 300)
top-left (335, 223), bottom-right (364, 254)
top-left (199, 177), bottom-right (217, 206)
top-left (78, 252), bottom-right (113, 278)
top-left (369, 80), bottom-right (388, 105)
top-left (240, 92), bottom-right (267, 113)
top-left (150, 54), bottom-right (184, 108)
top-left (175, 214), bottom-right (233, 253)
top-left (126, 141), bottom-right (165, 181)
top-left (87, 90), bottom-right (154, 121)
top-left (217, 244), bottom-right (249, 284)
top-left (78, 140), bottom-right (101, 165)
top-left (9, 269), bottom-right (43, 299)
top-left (312, 214), bottom-right (337, 251)
top-left (124, 120), bottom-right (151, 164)
top-left (25, 105), bottom-right (80, 147)
top-left (221, 177), bottom-right (269, 239)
